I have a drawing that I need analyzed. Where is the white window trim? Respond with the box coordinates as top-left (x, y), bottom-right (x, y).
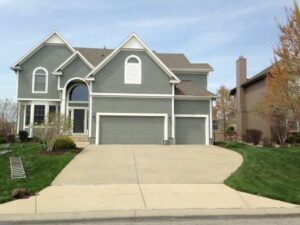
top-left (124, 55), bottom-right (142, 84)
top-left (95, 112), bottom-right (168, 145)
top-left (32, 67), bottom-right (48, 94)
top-left (174, 114), bottom-right (209, 145)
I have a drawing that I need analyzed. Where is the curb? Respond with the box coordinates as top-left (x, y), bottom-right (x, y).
top-left (1, 208), bottom-right (300, 224)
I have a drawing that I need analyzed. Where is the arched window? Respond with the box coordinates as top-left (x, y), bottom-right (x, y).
top-left (32, 67), bottom-right (48, 93)
top-left (69, 83), bottom-right (88, 101)
top-left (124, 55), bottom-right (141, 84)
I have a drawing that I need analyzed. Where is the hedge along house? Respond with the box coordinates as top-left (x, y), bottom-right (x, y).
top-left (11, 32), bottom-right (215, 145)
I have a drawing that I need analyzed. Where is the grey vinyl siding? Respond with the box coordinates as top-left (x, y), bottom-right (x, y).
top-left (18, 44), bottom-right (73, 99)
top-left (99, 116), bottom-right (164, 144)
top-left (175, 100), bottom-right (210, 115)
top-left (90, 97), bottom-right (172, 143)
top-left (92, 50), bottom-right (172, 94)
top-left (60, 56), bottom-right (91, 89)
top-left (175, 74), bottom-right (207, 89)
top-left (176, 117), bottom-right (206, 144)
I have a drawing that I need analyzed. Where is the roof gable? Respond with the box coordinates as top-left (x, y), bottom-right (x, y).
top-left (11, 31), bottom-right (75, 69)
top-left (53, 51), bottom-right (94, 74)
top-left (86, 33), bottom-right (180, 82)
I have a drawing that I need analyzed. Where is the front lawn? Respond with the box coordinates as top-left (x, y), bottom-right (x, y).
top-left (222, 143), bottom-right (300, 204)
top-left (0, 143), bottom-right (78, 204)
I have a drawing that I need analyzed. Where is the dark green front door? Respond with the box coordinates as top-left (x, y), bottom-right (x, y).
top-left (73, 109), bottom-right (85, 133)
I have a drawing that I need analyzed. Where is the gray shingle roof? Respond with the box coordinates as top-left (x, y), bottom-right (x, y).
top-left (75, 47), bottom-right (212, 72)
top-left (175, 80), bottom-right (216, 97)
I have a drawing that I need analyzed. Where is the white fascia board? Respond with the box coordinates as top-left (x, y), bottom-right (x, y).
top-left (11, 31), bottom-right (75, 69)
top-left (86, 33), bottom-right (180, 82)
top-left (53, 51), bottom-right (94, 74)
top-left (91, 92), bottom-right (172, 98)
top-left (175, 95), bottom-right (216, 100)
top-left (171, 68), bottom-right (214, 73)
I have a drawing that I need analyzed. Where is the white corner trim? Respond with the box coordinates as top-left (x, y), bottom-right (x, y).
top-left (86, 33), bottom-right (180, 82)
top-left (90, 92), bottom-right (173, 98)
top-left (210, 100), bottom-right (213, 139)
top-left (32, 67), bottom-right (48, 94)
top-left (171, 83), bottom-right (175, 139)
top-left (95, 112), bottom-right (168, 144)
top-left (12, 31), bottom-right (75, 68)
top-left (175, 114), bottom-right (209, 145)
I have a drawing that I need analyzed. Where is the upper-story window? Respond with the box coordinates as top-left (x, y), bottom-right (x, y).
top-left (32, 67), bottom-right (48, 93)
top-left (124, 55), bottom-right (141, 84)
top-left (69, 83), bottom-right (88, 101)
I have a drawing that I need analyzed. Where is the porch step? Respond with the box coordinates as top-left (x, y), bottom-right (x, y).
top-left (70, 135), bottom-right (89, 142)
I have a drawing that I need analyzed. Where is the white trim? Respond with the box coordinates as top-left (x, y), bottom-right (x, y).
top-left (17, 98), bottom-right (60, 101)
top-left (11, 31), bottom-right (75, 68)
top-left (170, 68), bottom-right (214, 73)
top-left (209, 100), bottom-right (213, 139)
top-left (16, 70), bottom-right (19, 99)
top-left (32, 67), bottom-right (48, 94)
top-left (175, 114), bottom-right (209, 145)
top-left (62, 77), bottom-right (88, 91)
top-left (91, 92), bottom-right (172, 98)
top-left (171, 83), bottom-right (175, 139)
top-left (175, 95), bottom-right (216, 100)
top-left (16, 102), bottom-right (20, 134)
top-left (53, 51), bottom-right (94, 73)
top-left (86, 33), bottom-right (180, 82)
top-left (124, 55), bottom-right (142, 84)
top-left (88, 83), bottom-right (93, 138)
top-left (95, 112), bottom-right (168, 145)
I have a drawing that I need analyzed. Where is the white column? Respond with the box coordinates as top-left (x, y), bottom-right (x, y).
top-left (30, 103), bottom-right (34, 137)
top-left (61, 89), bottom-right (66, 115)
top-left (210, 99), bottom-right (213, 140)
top-left (171, 83), bottom-right (175, 143)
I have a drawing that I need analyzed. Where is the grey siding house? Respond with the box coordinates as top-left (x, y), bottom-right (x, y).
top-left (11, 32), bottom-right (215, 145)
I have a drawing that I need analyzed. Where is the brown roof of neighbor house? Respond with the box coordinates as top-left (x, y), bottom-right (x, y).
top-left (75, 47), bottom-right (213, 73)
top-left (230, 65), bottom-right (272, 95)
top-left (175, 80), bottom-right (216, 97)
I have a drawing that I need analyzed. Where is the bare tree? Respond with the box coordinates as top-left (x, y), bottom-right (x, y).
top-left (0, 98), bottom-right (17, 135)
top-left (32, 113), bottom-right (72, 152)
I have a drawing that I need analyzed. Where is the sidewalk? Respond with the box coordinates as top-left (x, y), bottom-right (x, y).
top-left (0, 184), bottom-right (298, 221)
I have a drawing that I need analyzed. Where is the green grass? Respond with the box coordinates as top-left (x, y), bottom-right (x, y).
top-left (223, 143), bottom-right (300, 204)
top-left (0, 143), bottom-right (78, 204)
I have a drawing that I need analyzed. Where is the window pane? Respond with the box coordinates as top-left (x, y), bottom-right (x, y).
top-left (127, 57), bottom-right (139, 63)
top-left (34, 105), bottom-right (45, 125)
top-left (25, 105), bottom-right (31, 126)
top-left (69, 84), bottom-right (88, 101)
top-left (49, 105), bottom-right (56, 114)
top-left (34, 74), bottom-right (46, 91)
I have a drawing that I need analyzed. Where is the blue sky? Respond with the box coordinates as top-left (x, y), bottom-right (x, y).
top-left (0, 0), bottom-right (294, 99)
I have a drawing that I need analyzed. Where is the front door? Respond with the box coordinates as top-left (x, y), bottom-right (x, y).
top-left (73, 109), bottom-right (86, 134)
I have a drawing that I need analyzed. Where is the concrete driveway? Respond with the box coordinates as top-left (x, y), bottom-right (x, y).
top-left (52, 145), bottom-right (243, 185)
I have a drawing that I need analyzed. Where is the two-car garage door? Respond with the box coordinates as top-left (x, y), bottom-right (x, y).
top-left (98, 116), bottom-right (165, 144)
top-left (96, 114), bottom-right (207, 144)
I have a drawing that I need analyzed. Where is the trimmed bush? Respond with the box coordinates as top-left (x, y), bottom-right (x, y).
top-left (53, 136), bottom-right (76, 150)
top-left (0, 136), bottom-right (5, 144)
top-left (18, 130), bottom-right (28, 142)
top-left (225, 126), bottom-right (235, 133)
top-left (245, 129), bottom-right (262, 145)
top-left (287, 132), bottom-right (300, 144)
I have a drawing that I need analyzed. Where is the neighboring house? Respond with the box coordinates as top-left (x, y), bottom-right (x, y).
top-left (11, 32), bottom-right (215, 145)
top-left (230, 56), bottom-right (272, 142)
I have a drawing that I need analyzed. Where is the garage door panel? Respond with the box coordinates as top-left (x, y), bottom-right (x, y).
top-left (176, 117), bottom-right (206, 144)
top-left (99, 116), bottom-right (164, 144)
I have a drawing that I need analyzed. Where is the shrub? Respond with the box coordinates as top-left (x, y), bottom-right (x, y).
top-left (224, 141), bottom-right (239, 148)
top-left (245, 129), bottom-right (262, 145)
top-left (0, 136), bottom-right (5, 144)
top-left (18, 130), bottom-right (28, 142)
top-left (225, 126), bottom-right (235, 133)
top-left (286, 132), bottom-right (300, 144)
top-left (53, 136), bottom-right (76, 150)
top-left (6, 134), bottom-right (15, 143)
